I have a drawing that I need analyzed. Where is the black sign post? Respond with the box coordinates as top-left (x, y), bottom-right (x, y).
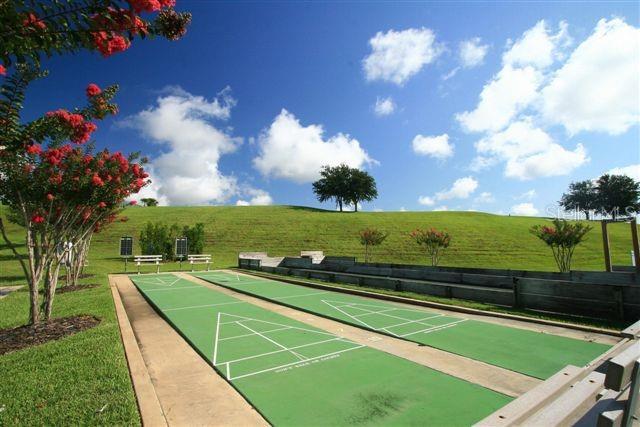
top-left (120, 236), bottom-right (133, 272)
top-left (175, 237), bottom-right (188, 270)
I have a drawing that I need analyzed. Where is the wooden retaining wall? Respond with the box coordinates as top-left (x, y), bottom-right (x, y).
top-left (244, 256), bottom-right (640, 321)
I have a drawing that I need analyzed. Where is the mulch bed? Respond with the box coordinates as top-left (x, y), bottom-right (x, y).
top-left (56, 284), bottom-right (99, 294)
top-left (0, 315), bottom-right (101, 355)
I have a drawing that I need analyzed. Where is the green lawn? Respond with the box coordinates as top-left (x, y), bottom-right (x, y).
top-left (0, 204), bottom-right (636, 424)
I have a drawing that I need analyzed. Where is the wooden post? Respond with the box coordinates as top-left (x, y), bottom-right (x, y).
top-left (602, 220), bottom-right (612, 272)
top-left (631, 218), bottom-right (640, 274)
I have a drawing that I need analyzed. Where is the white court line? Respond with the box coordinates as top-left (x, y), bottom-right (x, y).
top-left (216, 313), bottom-right (336, 337)
top-left (372, 314), bottom-right (444, 329)
top-left (338, 303), bottom-right (444, 328)
top-left (321, 300), bottom-right (380, 331)
top-left (216, 336), bottom-right (348, 366)
top-left (219, 326), bottom-right (293, 342)
top-left (143, 286), bottom-right (202, 292)
top-left (228, 345), bottom-right (365, 381)
top-left (351, 307), bottom-right (399, 317)
top-left (273, 291), bottom-right (330, 300)
top-left (135, 276), bottom-right (181, 287)
top-left (236, 321), bottom-right (307, 362)
top-left (212, 312), bottom-right (221, 365)
top-left (322, 300), bottom-right (464, 337)
top-left (399, 319), bottom-right (468, 337)
top-left (164, 301), bottom-right (246, 312)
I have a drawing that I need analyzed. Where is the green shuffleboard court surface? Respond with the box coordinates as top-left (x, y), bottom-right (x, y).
top-left (130, 273), bottom-right (511, 426)
top-left (193, 271), bottom-right (611, 380)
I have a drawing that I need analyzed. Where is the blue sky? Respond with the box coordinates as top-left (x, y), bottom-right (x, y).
top-left (24, 1), bottom-right (640, 215)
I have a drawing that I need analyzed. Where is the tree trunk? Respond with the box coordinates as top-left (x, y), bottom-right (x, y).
top-left (43, 261), bottom-right (61, 321)
top-left (585, 210), bottom-right (590, 221)
top-left (354, 201), bottom-right (358, 212)
top-left (338, 200), bottom-right (343, 212)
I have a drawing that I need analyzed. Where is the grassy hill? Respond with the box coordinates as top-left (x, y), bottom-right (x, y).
top-left (5, 205), bottom-right (636, 280)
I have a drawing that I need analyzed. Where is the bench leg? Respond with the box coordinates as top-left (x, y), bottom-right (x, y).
top-left (156, 263), bottom-right (160, 274)
top-left (137, 264), bottom-right (141, 275)
top-left (191, 264), bottom-right (194, 272)
top-left (206, 262), bottom-right (210, 271)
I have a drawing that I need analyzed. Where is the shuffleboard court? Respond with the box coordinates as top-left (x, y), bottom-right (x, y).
top-left (130, 273), bottom-right (511, 426)
top-left (193, 271), bottom-right (611, 380)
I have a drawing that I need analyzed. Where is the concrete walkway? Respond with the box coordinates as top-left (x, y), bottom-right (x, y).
top-left (179, 272), bottom-right (541, 397)
top-left (0, 286), bottom-right (22, 299)
top-left (110, 275), bottom-right (267, 427)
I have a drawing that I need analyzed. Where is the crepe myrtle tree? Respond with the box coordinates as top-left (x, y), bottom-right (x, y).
top-left (531, 219), bottom-right (591, 273)
top-left (0, 79), bottom-right (149, 324)
top-left (0, 0), bottom-right (191, 70)
top-left (410, 228), bottom-right (451, 267)
top-left (0, 1), bottom-right (190, 324)
top-left (358, 227), bottom-right (387, 263)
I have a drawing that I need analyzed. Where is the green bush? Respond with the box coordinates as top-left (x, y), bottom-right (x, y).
top-left (139, 221), bottom-right (207, 260)
top-left (139, 222), bottom-right (179, 260)
top-left (183, 222), bottom-right (205, 254)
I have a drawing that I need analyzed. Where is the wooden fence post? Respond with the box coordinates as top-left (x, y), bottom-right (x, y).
top-left (602, 221), bottom-right (612, 272)
top-left (631, 218), bottom-right (640, 274)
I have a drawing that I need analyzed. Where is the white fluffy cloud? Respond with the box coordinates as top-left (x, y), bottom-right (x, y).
top-left (474, 192), bottom-right (495, 204)
top-left (455, 65), bottom-right (542, 133)
top-left (503, 21), bottom-right (571, 69)
top-left (236, 189), bottom-right (273, 206)
top-left (253, 109), bottom-right (375, 183)
top-left (124, 87), bottom-right (270, 206)
top-left (458, 19), bottom-right (637, 183)
top-left (511, 202), bottom-right (539, 216)
top-left (459, 37), bottom-right (489, 68)
top-left (515, 189), bottom-right (537, 200)
top-left (374, 96), bottom-right (396, 116)
top-left (418, 177), bottom-right (478, 208)
top-left (363, 27), bottom-right (443, 85)
top-left (412, 134), bottom-right (454, 159)
top-left (607, 164), bottom-right (640, 182)
top-left (436, 176), bottom-right (479, 200)
top-left (541, 19), bottom-right (640, 135)
top-left (418, 196), bottom-right (435, 206)
top-left (475, 120), bottom-right (588, 180)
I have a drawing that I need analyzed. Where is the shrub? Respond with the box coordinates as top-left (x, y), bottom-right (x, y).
top-left (358, 228), bottom-right (387, 263)
top-left (410, 228), bottom-right (451, 266)
top-left (139, 222), bottom-right (206, 260)
top-left (183, 223), bottom-right (205, 254)
top-left (531, 219), bottom-right (592, 272)
top-left (139, 222), bottom-right (179, 260)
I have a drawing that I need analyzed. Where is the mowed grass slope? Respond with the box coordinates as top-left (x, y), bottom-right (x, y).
top-left (97, 205), bottom-right (634, 271)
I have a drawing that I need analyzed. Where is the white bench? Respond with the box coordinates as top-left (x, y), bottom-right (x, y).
top-left (188, 254), bottom-right (212, 271)
top-left (134, 255), bottom-right (163, 274)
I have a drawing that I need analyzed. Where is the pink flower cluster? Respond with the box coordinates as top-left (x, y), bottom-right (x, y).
top-left (23, 13), bottom-right (46, 31)
top-left (128, 0), bottom-right (175, 13)
top-left (46, 109), bottom-right (97, 144)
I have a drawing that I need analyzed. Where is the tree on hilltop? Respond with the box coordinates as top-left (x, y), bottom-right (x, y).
top-left (312, 164), bottom-right (378, 212)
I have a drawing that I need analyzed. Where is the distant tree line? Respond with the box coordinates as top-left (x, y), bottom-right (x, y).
top-left (560, 174), bottom-right (639, 221)
top-left (312, 164), bottom-right (378, 212)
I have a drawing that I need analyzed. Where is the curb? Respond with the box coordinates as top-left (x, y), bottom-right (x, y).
top-left (109, 275), bottom-right (167, 427)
